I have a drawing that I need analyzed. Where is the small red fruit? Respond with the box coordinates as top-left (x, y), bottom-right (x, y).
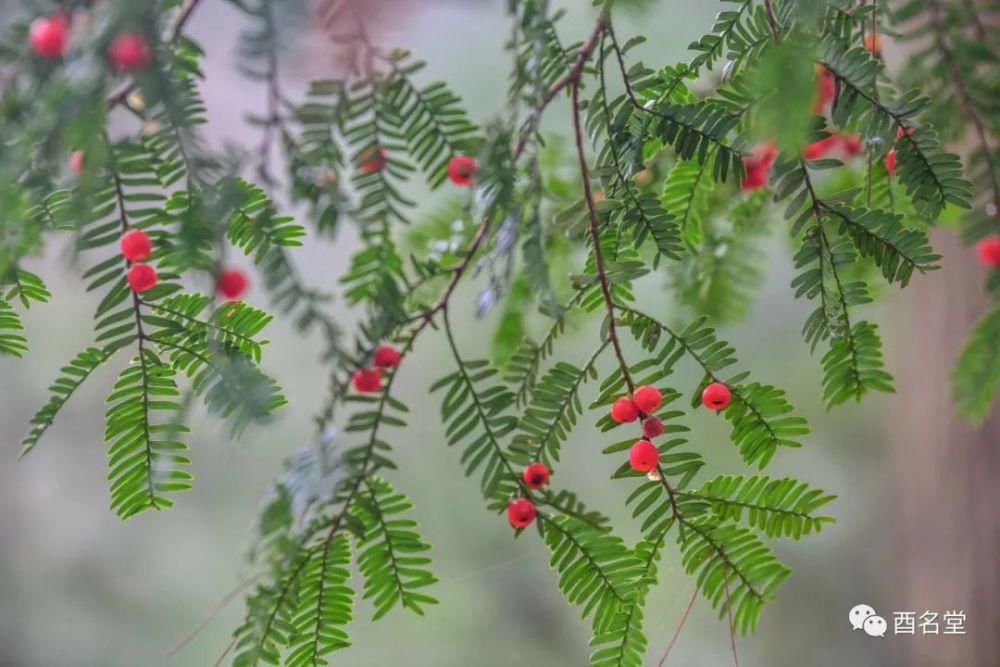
top-left (447, 155), bottom-right (477, 186)
top-left (741, 142), bottom-right (778, 191)
top-left (632, 385), bottom-right (663, 413)
top-left (522, 462), bottom-right (550, 490)
top-left (506, 498), bottom-right (537, 529)
top-left (217, 268), bottom-right (249, 301)
top-left (642, 416), bottom-right (664, 439)
top-left (838, 133), bottom-right (863, 156)
top-left (977, 236), bottom-right (1000, 267)
top-left (864, 33), bottom-right (883, 56)
top-left (373, 344), bottom-right (402, 368)
top-left (126, 263), bottom-right (157, 293)
top-left (803, 136), bottom-right (839, 161)
top-left (29, 15), bottom-right (69, 59)
top-left (359, 147), bottom-right (387, 174)
top-left (896, 125), bottom-right (914, 140)
top-left (119, 229), bottom-right (152, 262)
top-left (701, 382), bottom-right (732, 411)
top-left (812, 65), bottom-right (836, 114)
top-left (610, 397), bottom-right (639, 423)
top-left (108, 33), bottom-right (152, 71)
top-left (885, 149), bottom-right (897, 176)
top-left (352, 367), bottom-right (382, 393)
top-left (69, 150), bottom-right (85, 174)
top-left (628, 440), bottom-right (660, 473)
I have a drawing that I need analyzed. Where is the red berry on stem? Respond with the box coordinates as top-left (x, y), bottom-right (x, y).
top-left (885, 149), bottom-right (897, 176)
top-left (838, 133), bottom-right (863, 156)
top-left (29, 15), bottom-right (69, 59)
top-left (373, 344), bottom-right (402, 368)
top-left (126, 263), bottom-right (157, 293)
top-left (633, 385), bottom-right (663, 414)
top-left (522, 462), bottom-right (550, 490)
top-left (119, 229), bottom-right (152, 262)
top-left (628, 440), bottom-right (660, 473)
top-left (977, 236), bottom-right (1000, 267)
top-left (642, 416), bottom-right (664, 439)
top-left (108, 33), bottom-right (152, 71)
top-left (352, 367), bottom-right (382, 393)
top-left (610, 397), bottom-right (639, 423)
top-left (701, 382), bottom-right (732, 411)
top-left (802, 136), bottom-right (839, 161)
top-left (812, 65), bottom-right (836, 113)
top-left (740, 142), bottom-right (778, 191)
top-left (359, 147), bottom-right (387, 174)
top-left (506, 498), bottom-right (537, 529)
top-left (69, 150), bottom-right (85, 174)
top-left (447, 155), bottom-right (477, 186)
top-left (217, 268), bottom-right (249, 301)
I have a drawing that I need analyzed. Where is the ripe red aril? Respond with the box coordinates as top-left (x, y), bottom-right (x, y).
top-left (506, 498), bottom-right (537, 528)
top-left (522, 462), bottom-right (550, 490)
top-left (628, 440), bottom-right (660, 473)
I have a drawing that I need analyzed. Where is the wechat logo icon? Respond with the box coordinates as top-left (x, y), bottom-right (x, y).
top-left (850, 603), bottom-right (887, 637)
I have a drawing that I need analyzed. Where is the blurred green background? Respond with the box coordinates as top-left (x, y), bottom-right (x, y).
top-left (1, 1), bottom-right (990, 666)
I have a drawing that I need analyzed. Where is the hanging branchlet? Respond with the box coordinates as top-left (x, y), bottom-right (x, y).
top-left (1, 1), bottom-right (995, 665)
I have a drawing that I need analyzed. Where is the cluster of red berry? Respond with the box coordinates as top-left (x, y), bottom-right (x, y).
top-left (30, 13), bottom-right (152, 70)
top-left (502, 381), bottom-right (735, 531)
top-left (358, 149), bottom-right (478, 188)
top-left (351, 344), bottom-right (402, 393)
top-left (118, 229), bottom-right (248, 300)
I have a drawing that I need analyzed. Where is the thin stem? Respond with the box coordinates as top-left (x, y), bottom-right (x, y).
top-left (657, 586), bottom-right (698, 667)
top-left (570, 78), bottom-right (634, 392)
top-left (763, 0), bottom-right (780, 42)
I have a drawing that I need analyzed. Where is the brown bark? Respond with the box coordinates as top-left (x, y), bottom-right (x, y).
top-left (889, 228), bottom-right (1000, 666)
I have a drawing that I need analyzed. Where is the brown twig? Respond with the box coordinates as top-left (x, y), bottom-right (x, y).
top-left (763, 0), bottom-right (780, 42)
top-left (656, 587), bottom-right (699, 667)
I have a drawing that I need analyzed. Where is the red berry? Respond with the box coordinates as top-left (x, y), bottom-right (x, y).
top-left (885, 149), bottom-right (897, 176)
top-left (802, 136), bottom-right (839, 161)
top-left (29, 15), bottom-right (69, 59)
top-left (522, 462), bottom-right (550, 490)
top-left (701, 382), bottom-right (732, 411)
top-left (217, 268), bottom-right (249, 301)
top-left (740, 142), bottom-right (778, 191)
top-left (373, 344), bottom-right (401, 368)
top-left (506, 498), bottom-right (537, 529)
top-left (633, 385), bottom-right (663, 414)
top-left (977, 236), bottom-right (1000, 267)
top-left (812, 65), bottom-right (836, 113)
top-left (447, 155), bottom-right (477, 186)
top-left (126, 263), bottom-right (157, 293)
top-left (838, 133), bottom-right (863, 156)
top-left (642, 416), bottom-right (664, 439)
top-left (69, 150), bottom-right (85, 174)
top-left (895, 125), bottom-right (914, 140)
top-left (352, 367), bottom-right (382, 393)
top-left (864, 34), bottom-right (883, 56)
top-left (108, 33), bottom-right (152, 71)
top-left (359, 147), bottom-right (387, 174)
top-left (610, 397), bottom-right (639, 423)
top-left (119, 229), bottom-right (152, 262)
top-left (628, 440), bottom-right (660, 473)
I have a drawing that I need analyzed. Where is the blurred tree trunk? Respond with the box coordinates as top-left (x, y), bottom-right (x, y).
top-left (889, 228), bottom-right (1000, 666)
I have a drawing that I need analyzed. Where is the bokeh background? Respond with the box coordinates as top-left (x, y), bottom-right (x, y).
top-left (1, 1), bottom-right (997, 666)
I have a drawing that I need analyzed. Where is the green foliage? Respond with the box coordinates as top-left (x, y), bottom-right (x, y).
top-left (21, 347), bottom-right (109, 457)
top-left (2, 1), bottom-right (995, 664)
top-left (105, 350), bottom-right (191, 519)
top-left (953, 306), bottom-right (1000, 423)
top-left (354, 477), bottom-right (438, 619)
